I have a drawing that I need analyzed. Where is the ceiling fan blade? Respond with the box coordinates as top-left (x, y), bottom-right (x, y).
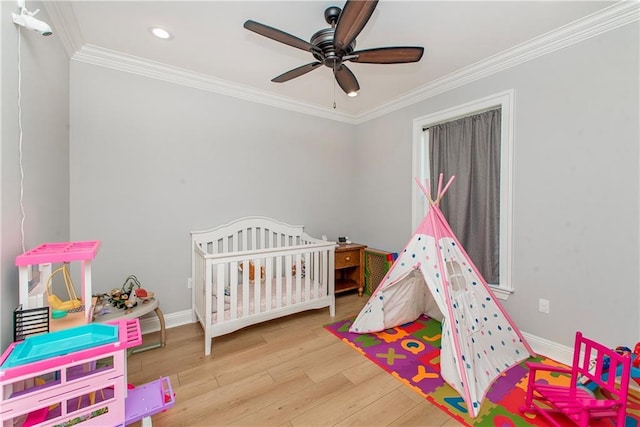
top-left (334, 0), bottom-right (378, 52)
top-left (272, 62), bottom-right (322, 83)
top-left (349, 46), bottom-right (424, 64)
top-left (244, 20), bottom-right (316, 53)
top-left (334, 64), bottom-right (360, 95)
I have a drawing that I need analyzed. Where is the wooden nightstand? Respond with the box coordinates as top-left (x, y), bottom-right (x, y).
top-left (335, 243), bottom-right (367, 296)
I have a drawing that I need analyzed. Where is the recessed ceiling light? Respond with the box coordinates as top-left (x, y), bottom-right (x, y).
top-left (150, 27), bottom-right (172, 40)
top-left (347, 91), bottom-right (358, 97)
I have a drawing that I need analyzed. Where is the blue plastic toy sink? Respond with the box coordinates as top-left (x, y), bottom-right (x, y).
top-left (1, 323), bottom-right (118, 369)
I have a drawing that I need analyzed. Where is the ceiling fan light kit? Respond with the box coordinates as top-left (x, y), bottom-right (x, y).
top-left (243, 0), bottom-right (424, 99)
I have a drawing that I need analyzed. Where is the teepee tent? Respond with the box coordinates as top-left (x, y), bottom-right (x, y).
top-left (350, 175), bottom-right (534, 418)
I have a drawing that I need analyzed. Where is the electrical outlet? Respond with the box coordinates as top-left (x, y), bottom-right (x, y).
top-left (187, 278), bottom-right (192, 289)
top-left (538, 298), bottom-right (550, 314)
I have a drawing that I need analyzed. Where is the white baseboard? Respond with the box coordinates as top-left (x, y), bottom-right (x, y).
top-left (139, 309), bottom-right (193, 335)
top-left (521, 331), bottom-right (574, 365)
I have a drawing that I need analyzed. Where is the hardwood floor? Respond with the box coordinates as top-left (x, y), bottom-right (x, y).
top-left (127, 292), bottom-right (460, 426)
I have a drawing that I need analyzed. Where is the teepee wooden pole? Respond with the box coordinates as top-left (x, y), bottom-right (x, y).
top-left (434, 175), bottom-right (455, 205)
top-left (440, 175), bottom-right (455, 198)
top-left (414, 177), bottom-right (433, 204)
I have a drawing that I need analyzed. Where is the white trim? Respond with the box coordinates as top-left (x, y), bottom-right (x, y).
top-left (491, 286), bottom-right (512, 301)
top-left (43, 1), bottom-right (638, 124)
top-left (41, 1), bottom-right (82, 58)
top-left (139, 308), bottom-right (192, 335)
top-left (523, 332), bottom-right (573, 366)
top-left (411, 90), bottom-right (514, 296)
top-left (73, 44), bottom-right (359, 125)
top-left (355, 1), bottom-right (639, 123)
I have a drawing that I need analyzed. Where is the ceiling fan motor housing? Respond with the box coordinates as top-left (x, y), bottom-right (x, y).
top-left (311, 27), bottom-right (356, 68)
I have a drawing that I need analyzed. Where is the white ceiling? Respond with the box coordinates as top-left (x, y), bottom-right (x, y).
top-left (43, 1), bottom-right (619, 120)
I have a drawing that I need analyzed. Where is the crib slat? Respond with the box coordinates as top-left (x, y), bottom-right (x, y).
top-left (295, 253), bottom-right (302, 303)
top-left (312, 250), bottom-right (319, 298)
top-left (254, 258), bottom-right (262, 314)
top-left (216, 264), bottom-right (225, 317)
top-left (230, 263), bottom-right (238, 319)
top-left (275, 257), bottom-right (283, 309)
top-left (222, 236), bottom-right (228, 254)
top-left (285, 255), bottom-right (293, 306)
top-left (265, 257), bottom-right (273, 311)
top-left (308, 254), bottom-right (317, 301)
top-left (241, 260), bottom-right (250, 316)
top-left (250, 228), bottom-right (257, 251)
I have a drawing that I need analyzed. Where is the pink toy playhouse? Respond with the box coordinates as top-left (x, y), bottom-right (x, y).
top-left (0, 319), bottom-right (174, 426)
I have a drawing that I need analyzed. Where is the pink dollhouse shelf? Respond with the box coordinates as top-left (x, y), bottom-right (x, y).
top-left (1, 323), bottom-right (118, 368)
top-left (15, 241), bottom-right (101, 266)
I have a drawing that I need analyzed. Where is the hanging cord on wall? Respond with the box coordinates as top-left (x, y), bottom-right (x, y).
top-left (17, 26), bottom-right (27, 253)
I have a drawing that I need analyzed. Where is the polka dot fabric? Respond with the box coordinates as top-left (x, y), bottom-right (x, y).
top-left (350, 204), bottom-right (533, 419)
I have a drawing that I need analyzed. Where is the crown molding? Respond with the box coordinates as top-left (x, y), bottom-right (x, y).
top-left (355, 0), bottom-right (639, 124)
top-left (42, 1), bottom-right (83, 58)
top-left (50, 0), bottom-right (638, 125)
top-left (72, 44), bottom-right (358, 124)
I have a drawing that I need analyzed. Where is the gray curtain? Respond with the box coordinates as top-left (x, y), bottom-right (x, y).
top-left (429, 108), bottom-right (501, 284)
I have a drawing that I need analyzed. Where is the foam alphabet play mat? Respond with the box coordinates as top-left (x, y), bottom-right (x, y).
top-left (325, 315), bottom-right (640, 426)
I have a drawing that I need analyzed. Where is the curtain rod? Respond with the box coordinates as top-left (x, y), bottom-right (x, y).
top-left (422, 106), bottom-right (501, 131)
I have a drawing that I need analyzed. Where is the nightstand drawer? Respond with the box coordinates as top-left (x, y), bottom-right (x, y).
top-left (335, 250), bottom-right (359, 269)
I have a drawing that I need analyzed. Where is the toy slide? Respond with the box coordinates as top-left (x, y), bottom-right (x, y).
top-left (125, 377), bottom-right (176, 425)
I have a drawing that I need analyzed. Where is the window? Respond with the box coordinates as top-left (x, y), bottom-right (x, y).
top-left (445, 260), bottom-right (466, 293)
top-left (411, 90), bottom-right (514, 299)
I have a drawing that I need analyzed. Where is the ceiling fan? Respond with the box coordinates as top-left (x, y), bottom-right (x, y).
top-left (243, 0), bottom-right (424, 97)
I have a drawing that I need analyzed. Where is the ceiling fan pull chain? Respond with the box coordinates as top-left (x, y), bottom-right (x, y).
top-left (333, 63), bottom-right (337, 109)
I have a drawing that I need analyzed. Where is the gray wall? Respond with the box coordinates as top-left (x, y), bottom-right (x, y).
top-left (0, 1), bottom-right (70, 350)
top-left (69, 62), bottom-right (356, 315)
top-left (352, 22), bottom-right (639, 348)
top-left (2, 5), bottom-right (636, 354)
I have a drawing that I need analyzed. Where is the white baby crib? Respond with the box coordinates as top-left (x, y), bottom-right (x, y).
top-left (191, 216), bottom-right (336, 356)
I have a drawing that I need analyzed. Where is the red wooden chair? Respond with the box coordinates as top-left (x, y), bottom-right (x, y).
top-left (521, 331), bottom-right (631, 427)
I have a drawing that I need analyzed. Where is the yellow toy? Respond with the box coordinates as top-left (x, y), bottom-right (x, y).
top-left (46, 263), bottom-right (82, 311)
